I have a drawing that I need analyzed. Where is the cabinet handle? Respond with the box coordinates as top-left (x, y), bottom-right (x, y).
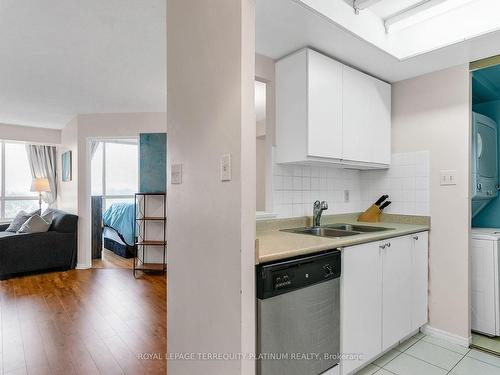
top-left (386, 242), bottom-right (391, 248)
top-left (380, 244), bottom-right (386, 250)
top-left (413, 235), bottom-right (419, 240)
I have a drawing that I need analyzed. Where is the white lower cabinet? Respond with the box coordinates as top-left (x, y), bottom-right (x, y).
top-left (341, 232), bottom-right (428, 375)
top-left (341, 242), bottom-right (382, 375)
top-left (382, 236), bottom-right (412, 351)
top-left (411, 232), bottom-right (429, 330)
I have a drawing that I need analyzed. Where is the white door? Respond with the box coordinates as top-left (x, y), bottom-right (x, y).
top-left (341, 242), bottom-right (382, 375)
top-left (411, 232), bottom-right (429, 330)
top-left (307, 49), bottom-right (343, 160)
top-left (382, 236), bottom-right (412, 350)
top-left (471, 238), bottom-right (497, 336)
top-left (342, 65), bottom-right (391, 165)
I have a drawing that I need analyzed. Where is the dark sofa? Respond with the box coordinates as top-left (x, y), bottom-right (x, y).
top-left (0, 209), bottom-right (78, 280)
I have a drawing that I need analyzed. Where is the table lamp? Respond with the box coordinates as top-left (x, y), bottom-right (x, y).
top-left (30, 178), bottom-right (51, 210)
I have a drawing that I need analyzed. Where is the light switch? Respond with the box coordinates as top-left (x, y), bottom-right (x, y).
top-left (440, 170), bottom-right (457, 186)
top-left (171, 164), bottom-right (182, 184)
top-left (220, 154), bottom-right (231, 181)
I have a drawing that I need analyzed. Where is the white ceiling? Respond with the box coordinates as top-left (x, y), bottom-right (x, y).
top-left (256, 0), bottom-right (500, 82)
top-left (0, 0), bottom-right (166, 129)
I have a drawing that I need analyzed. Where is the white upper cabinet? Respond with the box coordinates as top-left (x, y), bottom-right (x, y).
top-left (275, 48), bottom-right (391, 169)
top-left (275, 49), bottom-right (342, 163)
top-left (307, 50), bottom-right (343, 159)
top-left (343, 65), bottom-right (391, 166)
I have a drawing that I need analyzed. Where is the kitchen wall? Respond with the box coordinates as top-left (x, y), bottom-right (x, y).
top-left (392, 64), bottom-right (471, 343)
top-left (272, 150), bottom-right (430, 218)
top-left (0, 122), bottom-right (61, 144)
top-left (471, 100), bottom-right (500, 227)
top-left (167, 0), bottom-right (256, 374)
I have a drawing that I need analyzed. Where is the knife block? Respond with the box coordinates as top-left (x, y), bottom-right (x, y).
top-left (358, 204), bottom-right (382, 223)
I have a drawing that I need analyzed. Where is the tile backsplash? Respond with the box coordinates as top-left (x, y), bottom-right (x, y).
top-left (273, 164), bottom-right (362, 218)
top-left (361, 151), bottom-right (430, 216)
top-left (272, 151), bottom-right (430, 218)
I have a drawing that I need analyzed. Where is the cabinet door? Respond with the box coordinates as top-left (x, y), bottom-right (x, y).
top-left (342, 65), bottom-right (391, 165)
top-left (411, 232), bottom-right (429, 330)
top-left (341, 242), bottom-right (382, 375)
top-left (307, 49), bottom-right (343, 159)
top-left (382, 236), bottom-right (412, 350)
top-left (471, 238), bottom-right (497, 335)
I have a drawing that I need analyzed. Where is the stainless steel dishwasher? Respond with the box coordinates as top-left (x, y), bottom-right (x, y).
top-left (256, 250), bottom-right (341, 375)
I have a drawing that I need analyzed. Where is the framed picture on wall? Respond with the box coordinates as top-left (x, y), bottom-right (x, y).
top-left (62, 151), bottom-right (72, 182)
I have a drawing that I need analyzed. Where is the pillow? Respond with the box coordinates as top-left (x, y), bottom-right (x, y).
top-left (17, 212), bottom-right (53, 234)
top-left (5, 209), bottom-right (41, 232)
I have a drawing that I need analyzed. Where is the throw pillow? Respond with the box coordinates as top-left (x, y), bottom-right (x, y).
top-left (5, 208), bottom-right (41, 232)
top-left (18, 213), bottom-right (52, 234)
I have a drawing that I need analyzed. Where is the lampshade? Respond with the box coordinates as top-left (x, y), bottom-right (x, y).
top-left (30, 178), bottom-right (51, 193)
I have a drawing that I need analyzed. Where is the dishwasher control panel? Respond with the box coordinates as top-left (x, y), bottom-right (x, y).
top-left (257, 250), bottom-right (341, 299)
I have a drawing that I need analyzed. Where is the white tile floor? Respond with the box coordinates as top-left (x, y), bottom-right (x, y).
top-left (354, 333), bottom-right (500, 375)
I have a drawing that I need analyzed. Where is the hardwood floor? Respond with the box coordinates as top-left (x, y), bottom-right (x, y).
top-left (0, 268), bottom-right (166, 375)
top-left (92, 249), bottom-right (134, 269)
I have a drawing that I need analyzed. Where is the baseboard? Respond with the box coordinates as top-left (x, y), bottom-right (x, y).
top-left (421, 324), bottom-right (471, 347)
top-left (76, 263), bottom-right (91, 270)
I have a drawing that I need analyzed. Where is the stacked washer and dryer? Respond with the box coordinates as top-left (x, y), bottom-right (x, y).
top-left (471, 112), bottom-right (500, 336)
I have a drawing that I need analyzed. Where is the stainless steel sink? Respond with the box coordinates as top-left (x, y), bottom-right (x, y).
top-left (325, 223), bottom-right (393, 232)
top-left (282, 227), bottom-right (359, 238)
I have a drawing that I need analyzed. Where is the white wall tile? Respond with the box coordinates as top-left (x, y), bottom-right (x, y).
top-left (272, 151), bottom-right (430, 218)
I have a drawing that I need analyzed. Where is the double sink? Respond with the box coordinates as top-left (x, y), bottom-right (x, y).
top-left (282, 223), bottom-right (394, 238)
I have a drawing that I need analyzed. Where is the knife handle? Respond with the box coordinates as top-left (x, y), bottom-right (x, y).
top-left (380, 201), bottom-right (391, 210)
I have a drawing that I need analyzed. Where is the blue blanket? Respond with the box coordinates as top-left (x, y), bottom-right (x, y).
top-left (103, 202), bottom-right (135, 246)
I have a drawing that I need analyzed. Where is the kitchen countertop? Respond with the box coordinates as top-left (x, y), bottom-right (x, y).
top-left (255, 213), bottom-right (430, 264)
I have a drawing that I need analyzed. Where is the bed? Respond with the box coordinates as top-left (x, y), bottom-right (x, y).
top-left (102, 202), bottom-right (136, 258)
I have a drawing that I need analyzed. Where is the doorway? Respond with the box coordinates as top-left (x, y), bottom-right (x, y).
top-left (90, 138), bottom-right (139, 269)
top-left (470, 60), bottom-right (500, 355)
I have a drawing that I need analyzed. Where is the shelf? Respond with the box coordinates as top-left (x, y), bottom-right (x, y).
top-left (136, 240), bottom-right (167, 246)
top-left (134, 263), bottom-right (166, 272)
top-left (135, 217), bottom-right (166, 221)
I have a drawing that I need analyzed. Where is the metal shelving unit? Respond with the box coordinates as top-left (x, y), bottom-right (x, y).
top-left (133, 192), bottom-right (166, 277)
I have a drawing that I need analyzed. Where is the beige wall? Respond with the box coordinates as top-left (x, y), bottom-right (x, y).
top-left (57, 117), bottom-right (78, 214)
top-left (0, 122), bottom-right (61, 144)
top-left (255, 54), bottom-right (275, 212)
top-left (392, 64), bottom-right (470, 341)
top-left (167, 0), bottom-right (256, 374)
top-left (57, 112), bottom-right (167, 268)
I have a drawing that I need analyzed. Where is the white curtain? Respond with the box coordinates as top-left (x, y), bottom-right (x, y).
top-left (90, 140), bottom-right (100, 160)
top-left (25, 145), bottom-right (58, 206)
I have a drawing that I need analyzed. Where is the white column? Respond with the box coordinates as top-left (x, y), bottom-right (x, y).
top-left (167, 0), bottom-right (256, 374)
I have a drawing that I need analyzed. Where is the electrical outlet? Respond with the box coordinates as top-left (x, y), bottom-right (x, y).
top-left (440, 170), bottom-right (457, 186)
top-left (344, 190), bottom-right (350, 202)
top-left (171, 164), bottom-right (182, 184)
top-left (220, 154), bottom-right (231, 181)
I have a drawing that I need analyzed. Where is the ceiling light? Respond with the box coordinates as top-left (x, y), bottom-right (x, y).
top-left (384, 0), bottom-right (476, 33)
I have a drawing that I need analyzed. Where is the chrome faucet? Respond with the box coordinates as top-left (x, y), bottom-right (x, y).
top-left (313, 200), bottom-right (328, 227)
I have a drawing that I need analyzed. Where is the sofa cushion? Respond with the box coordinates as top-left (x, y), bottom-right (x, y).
top-left (5, 209), bottom-right (41, 232)
top-left (18, 213), bottom-right (52, 234)
top-left (0, 231), bottom-right (16, 239)
top-left (44, 208), bottom-right (78, 233)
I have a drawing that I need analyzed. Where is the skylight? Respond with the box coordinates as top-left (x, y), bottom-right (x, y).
top-left (302, 0), bottom-right (500, 60)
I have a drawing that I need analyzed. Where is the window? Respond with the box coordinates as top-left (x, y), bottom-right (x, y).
top-left (0, 141), bottom-right (39, 220)
top-left (91, 139), bottom-right (138, 210)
